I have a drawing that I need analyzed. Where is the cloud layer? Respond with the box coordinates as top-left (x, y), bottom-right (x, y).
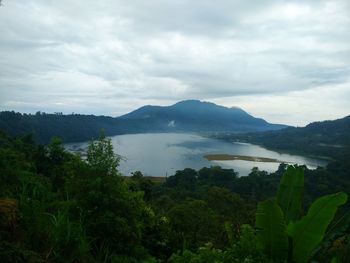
top-left (0, 0), bottom-right (349, 125)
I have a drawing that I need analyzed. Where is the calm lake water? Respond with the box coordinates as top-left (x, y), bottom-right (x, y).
top-left (66, 133), bottom-right (327, 177)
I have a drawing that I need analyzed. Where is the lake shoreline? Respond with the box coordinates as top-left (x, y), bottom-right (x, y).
top-left (66, 133), bottom-right (326, 177)
top-left (204, 154), bottom-right (289, 163)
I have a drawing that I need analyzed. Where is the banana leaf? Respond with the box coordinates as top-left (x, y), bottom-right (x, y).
top-left (287, 192), bottom-right (348, 263)
top-left (276, 165), bottom-right (304, 223)
top-left (312, 209), bottom-right (350, 259)
top-left (255, 199), bottom-right (288, 260)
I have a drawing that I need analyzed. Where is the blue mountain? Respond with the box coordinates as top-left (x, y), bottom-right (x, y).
top-left (118, 100), bottom-right (286, 133)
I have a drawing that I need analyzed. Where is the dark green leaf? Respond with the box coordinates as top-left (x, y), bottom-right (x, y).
top-left (276, 165), bottom-right (304, 223)
top-left (287, 192), bottom-right (348, 263)
top-left (255, 199), bottom-right (288, 260)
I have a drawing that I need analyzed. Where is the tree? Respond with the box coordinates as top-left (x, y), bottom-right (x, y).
top-left (48, 137), bottom-right (65, 165)
top-left (165, 168), bottom-right (197, 191)
top-left (66, 134), bottom-right (150, 259)
top-left (86, 132), bottom-right (120, 176)
top-left (129, 171), bottom-right (154, 201)
top-left (205, 186), bottom-right (252, 233)
top-left (168, 199), bottom-right (220, 249)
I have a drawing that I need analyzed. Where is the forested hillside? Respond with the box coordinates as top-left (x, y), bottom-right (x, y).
top-left (1, 130), bottom-right (349, 262)
top-left (217, 115), bottom-right (350, 160)
top-left (0, 111), bottom-right (112, 143)
top-left (0, 111), bottom-right (149, 144)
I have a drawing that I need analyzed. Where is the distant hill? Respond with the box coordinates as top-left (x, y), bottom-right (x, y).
top-left (217, 115), bottom-right (350, 160)
top-left (0, 100), bottom-right (286, 144)
top-left (120, 100), bottom-right (286, 133)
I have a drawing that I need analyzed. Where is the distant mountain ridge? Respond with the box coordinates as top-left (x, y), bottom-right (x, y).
top-left (119, 100), bottom-right (286, 132)
top-left (217, 115), bottom-right (350, 160)
top-left (0, 100), bottom-right (286, 144)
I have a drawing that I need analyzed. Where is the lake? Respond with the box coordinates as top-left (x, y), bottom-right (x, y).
top-left (66, 133), bottom-right (327, 177)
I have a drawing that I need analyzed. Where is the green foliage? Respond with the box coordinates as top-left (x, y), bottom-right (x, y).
top-left (276, 165), bottom-right (304, 223)
top-left (165, 168), bottom-right (197, 191)
top-left (168, 199), bottom-right (220, 249)
top-left (169, 225), bottom-right (269, 263)
top-left (48, 137), bottom-right (65, 165)
top-left (255, 200), bottom-right (288, 260)
top-left (0, 242), bottom-right (43, 263)
top-left (256, 165), bottom-right (349, 263)
top-left (67, 166), bottom-right (148, 258)
top-left (315, 210), bottom-right (350, 261)
top-left (1, 129), bottom-right (350, 263)
top-left (0, 131), bottom-right (155, 262)
top-left (0, 111), bottom-right (127, 144)
top-left (287, 192), bottom-right (347, 263)
top-left (129, 171), bottom-right (154, 201)
top-left (168, 243), bottom-right (223, 263)
top-left (46, 211), bottom-right (90, 263)
top-left (198, 166), bottom-right (237, 189)
top-left (86, 133), bottom-right (120, 176)
top-left (223, 224), bottom-right (269, 263)
top-left (205, 186), bottom-right (251, 230)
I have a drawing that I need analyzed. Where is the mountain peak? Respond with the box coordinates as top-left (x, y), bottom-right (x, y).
top-left (174, 99), bottom-right (202, 104)
top-left (172, 99), bottom-right (213, 107)
top-left (119, 100), bottom-right (286, 132)
top-left (172, 100), bottom-right (240, 111)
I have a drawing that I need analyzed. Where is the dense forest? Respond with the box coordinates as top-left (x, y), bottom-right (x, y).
top-left (0, 111), bottom-right (144, 144)
top-left (215, 115), bottom-right (350, 160)
top-left (1, 130), bottom-right (350, 262)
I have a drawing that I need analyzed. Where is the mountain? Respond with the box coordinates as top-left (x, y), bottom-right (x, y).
top-left (0, 100), bottom-right (286, 144)
top-left (217, 115), bottom-right (350, 160)
top-left (119, 100), bottom-right (286, 132)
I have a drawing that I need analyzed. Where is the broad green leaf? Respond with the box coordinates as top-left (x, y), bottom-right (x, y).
top-left (331, 257), bottom-right (341, 263)
top-left (255, 199), bottom-right (288, 260)
top-left (276, 165), bottom-right (304, 223)
top-left (313, 209), bottom-right (350, 258)
top-left (287, 192), bottom-right (348, 263)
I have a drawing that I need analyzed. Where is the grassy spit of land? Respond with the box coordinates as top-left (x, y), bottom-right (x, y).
top-left (204, 154), bottom-right (289, 163)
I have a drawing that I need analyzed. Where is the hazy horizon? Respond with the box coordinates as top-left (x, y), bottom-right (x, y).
top-left (1, 0), bottom-right (350, 126)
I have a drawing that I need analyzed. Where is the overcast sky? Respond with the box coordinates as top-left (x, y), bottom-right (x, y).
top-left (0, 0), bottom-right (349, 126)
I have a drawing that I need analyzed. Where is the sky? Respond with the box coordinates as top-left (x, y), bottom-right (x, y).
top-left (0, 0), bottom-right (349, 126)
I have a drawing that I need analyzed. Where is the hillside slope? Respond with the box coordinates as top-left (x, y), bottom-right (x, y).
top-left (218, 115), bottom-right (350, 159)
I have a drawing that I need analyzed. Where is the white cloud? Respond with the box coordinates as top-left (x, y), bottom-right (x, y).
top-left (0, 0), bottom-right (349, 125)
top-left (212, 80), bottom-right (350, 126)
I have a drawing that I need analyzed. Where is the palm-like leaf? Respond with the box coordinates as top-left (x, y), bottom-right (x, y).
top-left (287, 192), bottom-right (348, 263)
top-left (255, 199), bottom-right (288, 260)
top-left (276, 165), bottom-right (304, 223)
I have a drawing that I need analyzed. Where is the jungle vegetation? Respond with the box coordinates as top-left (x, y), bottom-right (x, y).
top-left (0, 130), bottom-right (349, 263)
